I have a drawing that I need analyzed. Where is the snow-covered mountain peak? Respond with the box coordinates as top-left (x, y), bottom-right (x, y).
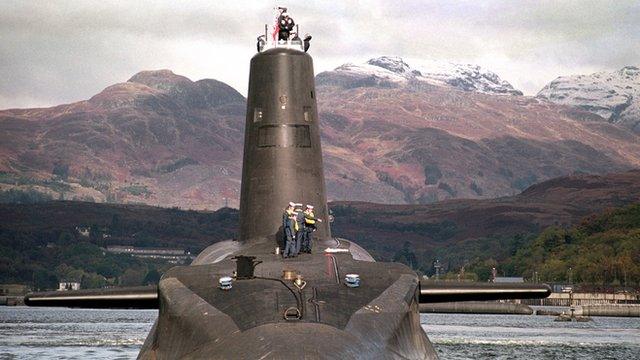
top-left (413, 60), bottom-right (521, 95)
top-left (318, 56), bottom-right (522, 96)
top-left (617, 66), bottom-right (640, 79)
top-left (366, 56), bottom-right (412, 74)
top-left (537, 66), bottom-right (640, 133)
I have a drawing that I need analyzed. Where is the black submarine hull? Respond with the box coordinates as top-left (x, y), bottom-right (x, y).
top-left (138, 239), bottom-right (436, 359)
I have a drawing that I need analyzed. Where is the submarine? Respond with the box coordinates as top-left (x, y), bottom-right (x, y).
top-left (25, 9), bottom-right (551, 359)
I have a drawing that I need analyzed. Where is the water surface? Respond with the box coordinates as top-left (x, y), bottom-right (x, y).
top-left (0, 307), bottom-right (155, 359)
top-left (422, 310), bottom-right (640, 359)
top-left (1, 306), bottom-right (638, 359)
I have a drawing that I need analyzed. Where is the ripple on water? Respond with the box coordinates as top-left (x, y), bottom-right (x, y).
top-left (1, 307), bottom-right (639, 359)
top-left (421, 312), bottom-right (640, 360)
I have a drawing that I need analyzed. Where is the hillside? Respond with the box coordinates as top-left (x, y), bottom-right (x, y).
top-left (0, 201), bottom-right (237, 250)
top-left (505, 203), bottom-right (640, 286)
top-left (0, 70), bottom-right (246, 209)
top-left (2, 170), bottom-right (638, 289)
top-left (1, 62), bottom-right (640, 208)
top-left (329, 170), bottom-right (640, 272)
top-left (0, 202), bottom-right (237, 289)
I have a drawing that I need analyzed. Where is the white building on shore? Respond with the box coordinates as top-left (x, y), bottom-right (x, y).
top-left (58, 281), bottom-right (80, 291)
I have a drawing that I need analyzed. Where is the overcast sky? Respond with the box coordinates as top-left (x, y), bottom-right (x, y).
top-left (1, 0), bottom-right (638, 109)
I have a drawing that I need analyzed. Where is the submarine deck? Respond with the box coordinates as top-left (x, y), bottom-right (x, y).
top-left (162, 248), bottom-right (418, 331)
top-left (141, 240), bottom-right (435, 359)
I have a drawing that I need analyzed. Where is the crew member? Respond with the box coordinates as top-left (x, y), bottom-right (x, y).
top-left (278, 11), bottom-right (295, 41)
top-left (301, 205), bottom-right (322, 253)
top-left (272, 7), bottom-right (287, 41)
top-left (282, 202), bottom-right (297, 258)
top-left (303, 34), bottom-right (312, 52)
top-left (294, 203), bottom-right (305, 255)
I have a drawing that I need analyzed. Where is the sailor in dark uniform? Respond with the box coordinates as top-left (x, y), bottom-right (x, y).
top-left (282, 202), bottom-right (297, 258)
top-left (301, 205), bottom-right (322, 253)
top-left (278, 11), bottom-right (295, 41)
top-left (293, 203), bottom-right (305, 255)
top-left (303, 34), bottom-right (312, 52)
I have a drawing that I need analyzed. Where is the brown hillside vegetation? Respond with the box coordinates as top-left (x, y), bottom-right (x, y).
top-left (0, 70), bottom-right (246, 209)
top-left (317, 81), bottom-right (640, 204)
top-left (2, 170), bottom-right (638, 286)
top-left (0, 202), bottom-right (238, 251)
top-left (330, 170), bottom-right (640, 268)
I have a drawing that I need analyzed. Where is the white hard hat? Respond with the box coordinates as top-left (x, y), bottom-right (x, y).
top-left (295, 203), bottom-right (303, 207)
top-left (288, 201), bottom-right (295, 207)
top-left (306, 205), bottom-right (314, 209)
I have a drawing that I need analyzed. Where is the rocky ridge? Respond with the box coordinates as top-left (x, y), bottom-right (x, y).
top-left (317, 56), bottom-right (523, 95)
top-left (537, 66), bottom-right (640, 133)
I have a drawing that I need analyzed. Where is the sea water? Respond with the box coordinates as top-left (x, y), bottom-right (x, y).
top-left (1, 306), bottom-right (639, 359)
top-left (422, 311), bottom-right (640, 359)
top-left (0, 307), bottom-right (154, 359)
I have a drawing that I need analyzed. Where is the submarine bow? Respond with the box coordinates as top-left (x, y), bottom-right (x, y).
top-left (136, 47), bottom-right (437, 359)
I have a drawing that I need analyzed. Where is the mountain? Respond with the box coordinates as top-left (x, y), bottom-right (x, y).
top-left (1, 63), bottom-right (640, 208)
top-left (316, 59), bottom-right (640, 204)
top-left (317, 56), bottom-right (523, 95)
top-left (537, 66), bottom-right (640, 133)
top-left (0, 70), bottom-right (246, 209)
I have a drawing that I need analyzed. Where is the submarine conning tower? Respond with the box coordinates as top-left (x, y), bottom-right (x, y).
top-left (238, 47), bottom-right (331, 244)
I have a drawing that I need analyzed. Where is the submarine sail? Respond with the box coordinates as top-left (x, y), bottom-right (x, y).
top-left (239, 47), bottom-right (331, 244)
